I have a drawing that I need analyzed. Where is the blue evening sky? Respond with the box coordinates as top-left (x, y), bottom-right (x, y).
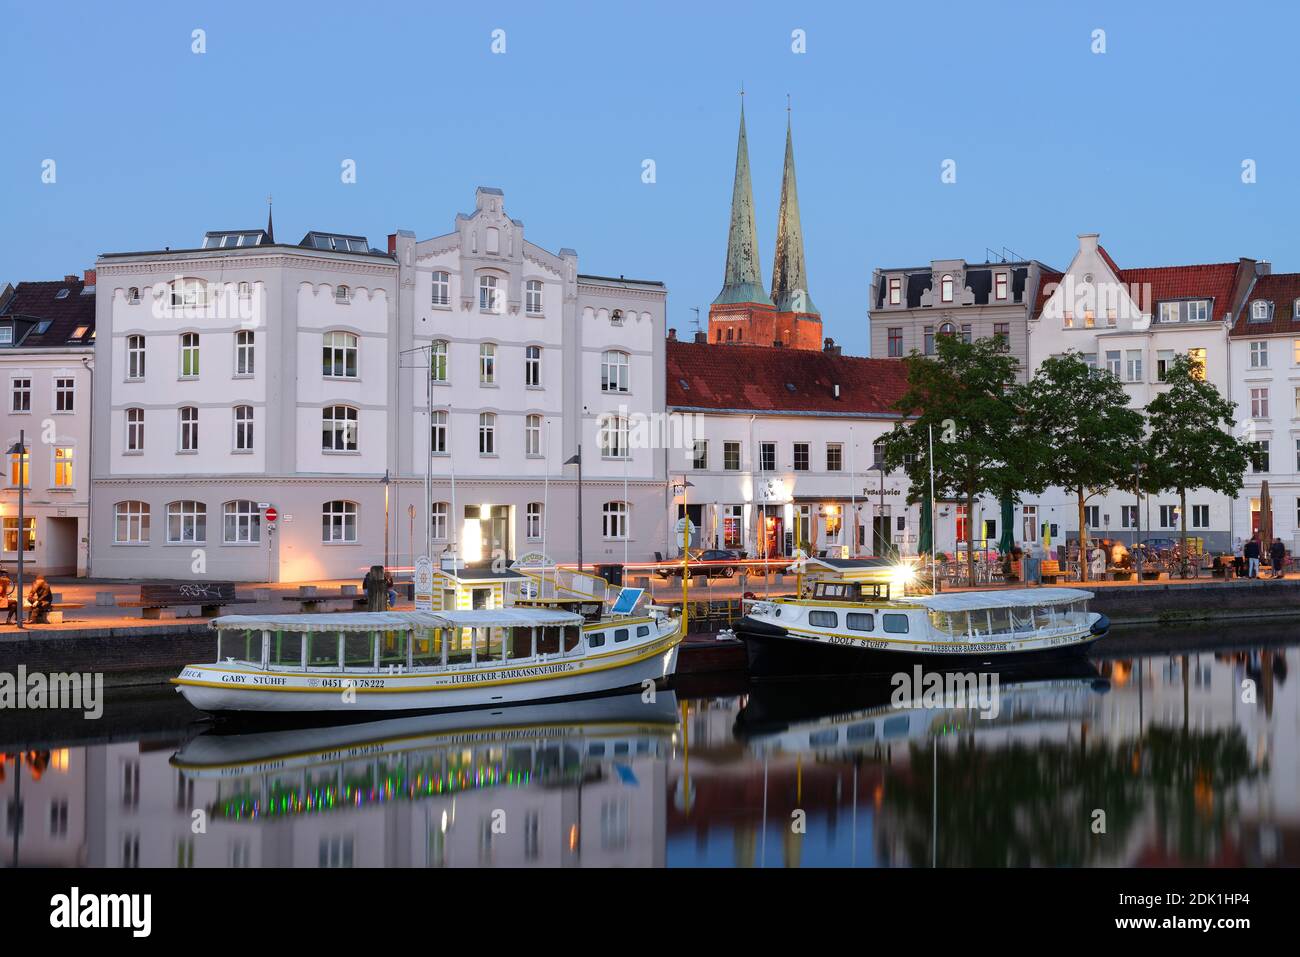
top-left (1, 0), bottom-right (1295, 356)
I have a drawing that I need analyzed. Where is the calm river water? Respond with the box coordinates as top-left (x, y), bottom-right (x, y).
top-left (3, 624), bottom-right (1296, 867)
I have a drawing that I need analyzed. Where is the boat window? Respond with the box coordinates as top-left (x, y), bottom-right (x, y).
top-left (614, 628), bottom-right (630, 642)
top-left (588, 633), bottom-right (606, 648)
top-left (411, 630), bottom-right (443, 667)
top-left (637, 625), bottom-right (649, 637)
top-left (344, 633), bottom-right (373, 667)
top-left (378, 630), bottom-right (405, 668)
top-left (882, 613), bottom-right (910, 634)
top-left (810, 730), bottom-right (839, 747)
top-left (846, 612), bottom-right (874, 632)
top-left (589, 743), bottom-right (605, 757)
top-left (809, 610), bottom-right (838, 628)
top-left (307, 633), bottom-right (338, 667)
top-left (882, 715), bottom-right (910, 738)
top-left (537, 626), bottom-right (562, 655)
top-left (847, 722), bottom-right (876, 741)
top-left (271, 631), bottom-right (303, 666)
top-left (614, 742), bottom-right (629, 756)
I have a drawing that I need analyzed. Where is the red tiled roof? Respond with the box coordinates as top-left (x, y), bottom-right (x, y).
top-left (0, 277), bottom-right (96, 347)
top-left (1096, 244), bottom-right (1123, 277)
top-left (1229, 272), bottom-right (1300, 337)
top-left (666, 340), bottom-right (908, 415)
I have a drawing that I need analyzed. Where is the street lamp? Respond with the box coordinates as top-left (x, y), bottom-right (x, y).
top-left (672, 478), bottom-right (695, 637)
top-left (564, 447), bottom-right (583, 571)
top-left (7, 433), bottom-right (25, 630)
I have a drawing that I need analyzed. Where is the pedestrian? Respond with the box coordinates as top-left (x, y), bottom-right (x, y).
top-left (385, 570), bottom-right (398, 608)
top-left (1245, 535), bottom-right (1261, 579)
top-left (1270, 539), bottom-right (1286, 580)
top-left (0, 569), bottom-right (13, 624)
top-left (26, 573), bottom-right (52, 624)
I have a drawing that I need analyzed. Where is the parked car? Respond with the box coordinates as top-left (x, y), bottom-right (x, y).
top-left (656, 548), bottom-right (743, 580)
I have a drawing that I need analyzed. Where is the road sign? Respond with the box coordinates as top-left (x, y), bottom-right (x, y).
top-left (264, 506), bottom-right (278, 523)
top-left (675, 517), bottom-right (696, 537)
top-left (414, 555), bottom-right (434, 611)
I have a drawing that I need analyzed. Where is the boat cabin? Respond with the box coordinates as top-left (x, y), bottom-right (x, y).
top-left (809, 579), bottom-right (891, 603)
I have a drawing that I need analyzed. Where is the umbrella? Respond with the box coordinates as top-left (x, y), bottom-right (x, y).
top-left (998, 495), bottom-right (1015, 554)
top-left (919, 497), bottom-right (933, 556)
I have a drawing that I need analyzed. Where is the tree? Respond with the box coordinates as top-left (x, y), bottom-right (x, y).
top-left (880, 335), bottom-right (1028, 587)
top-left (1023, 353), bottom-right (1145, 581)
top-left (1145, 354), bottom-right (1252, 559)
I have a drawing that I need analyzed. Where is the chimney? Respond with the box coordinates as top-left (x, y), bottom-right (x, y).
top-left (667, 327), bottom-right (677, 341)
top-left (1257, 260), bottom-right (1272, 277)
top-left (693, 330), bottom-right (707, 344)
top-left (1078, 233), bottom-right (1100, 255)
top-left (823, 337), bottom-right (841, 356)
top-left (64, 274), bottom-right (77, 284)
top-left (83, 269), bottom-right (96, 287)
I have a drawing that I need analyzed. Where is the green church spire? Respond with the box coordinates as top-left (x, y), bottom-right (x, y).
top-left (771, 108), bottom-right (817, 315)
top-left (713, 98), bottom-right (772, 307)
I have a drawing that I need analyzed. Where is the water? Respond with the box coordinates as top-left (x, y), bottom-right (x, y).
top-left (2, 627), bottom-right (1296, 868)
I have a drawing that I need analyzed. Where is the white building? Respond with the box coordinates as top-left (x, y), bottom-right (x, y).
top-left (666, 336), bottom-right (916, 558)
top-left (0, 272), bottom-right (96, 576)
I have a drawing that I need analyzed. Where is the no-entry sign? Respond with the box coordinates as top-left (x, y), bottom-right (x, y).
top-left (264, 506), bottom-right (278, 523)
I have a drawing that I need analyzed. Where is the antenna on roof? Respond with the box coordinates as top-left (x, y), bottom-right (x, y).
top-left (690, 306), bottom-right (701, 332)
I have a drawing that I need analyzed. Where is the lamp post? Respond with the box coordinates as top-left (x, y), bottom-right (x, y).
top-left (8, 432), bottom-right (25, 630)
top-left (673, 478), bottom-right (694, 637)
top-left (382, 469), bottom-right (391, 572)
top-left (1134, 463), bottom-right (1145, 581)
top-left (564, 446), bottom-right (583, 571)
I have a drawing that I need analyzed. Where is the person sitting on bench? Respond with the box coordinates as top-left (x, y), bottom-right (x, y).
top-left (0, 569), bottom-right (14, 624)
top-left (26, 574), bottom-right (52, 624)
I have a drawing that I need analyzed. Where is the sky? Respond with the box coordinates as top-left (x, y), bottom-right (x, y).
top-left (2, 0), bottom-right (1298, 357)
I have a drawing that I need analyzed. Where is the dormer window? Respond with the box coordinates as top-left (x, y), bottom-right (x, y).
top-left (1158, 302), bottom-right (1180, 324)
top-left (888, 276), bottom-right (902, 305)
top-left (994, 272), bottom-right (1008, 301)
top-left (1186, 299), bottom-right (1209, 322)
top-left (0, 327), bottom-right (12, 346)
top-left (940, 274), bottom-right (954, 303)
top-left (55, 289), bottom-right (69, 300)
top-left (1293, 299), bottom-right (1300, 320)
top-left (1251, 300), bottom-right (1271, 322)
top-left (335, 285), bottom-right (351, 304)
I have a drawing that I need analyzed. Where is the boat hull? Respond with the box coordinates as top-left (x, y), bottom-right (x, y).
top-left (736, 614), bottom-right (1106, 678)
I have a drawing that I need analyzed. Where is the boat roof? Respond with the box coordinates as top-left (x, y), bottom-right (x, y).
top-left (211, 608), bottom-right (583, 633)
top-left (898, 588), bottom-right (1094, 613)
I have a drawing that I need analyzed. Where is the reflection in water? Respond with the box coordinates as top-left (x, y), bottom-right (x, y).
top-left (2, 639), bottom-right (1297, 867)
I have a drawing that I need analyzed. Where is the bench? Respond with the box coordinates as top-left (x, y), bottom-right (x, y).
top-left (1040, 560), bottom-right (1062, 584)
top-left (117, 582), bottom-right (254, 619)
top-left (281, 585), bottom-right (367, 613)
top-left (7, 596), bottom-right (86, 625)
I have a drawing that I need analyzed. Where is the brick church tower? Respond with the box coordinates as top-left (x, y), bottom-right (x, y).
top-left (708, 103), bottom-right (822, 350)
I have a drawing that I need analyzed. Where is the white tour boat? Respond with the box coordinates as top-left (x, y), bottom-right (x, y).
top-left (736, 577), bottom-right (1109, 677)
top-left (172, 599), bottom-right (681, 715)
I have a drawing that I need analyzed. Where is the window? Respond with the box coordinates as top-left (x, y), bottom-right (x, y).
top-left (235, 330), bottom-right (255, 376)
top-left (923, 326), bottom-right (935, 355)
top-left (525, 346), bottom-right (541, 387)
top-left (431, 410), bottom-right (448, 454)
top-left (1105, 350), bottom-right (1121, 377)
top-left (479, 275), bottom-right (501, 313)
top-left (1186, 300), bottom-right (1209, 322)
top-left (940, 274), bottom-right (954, 303)
top-left (882, 613), bottom-right (910, 634)
top-left (114, 501), bottom-right (150, 543)
top-left (54, 377), bottom-right (74, 412)
top-left (525, 279), bottom-right (543, 315)
top-left (1250, 341), bottom-right (1268, 368)
top-left (178, 406), bottom-right (198, 452)
top-left (432, 502), bottom-right (449, 541)
top-left (602, 501), bottom-right (628, 539)
top-left (127, 286), bottom-right (140, 304)
top-left (169, 278), bottom-right (207, 309)
top-left (993, 322), bottom-right (1010, 351)
top-left (431, 271), bottom-right (450, 306)
top-left (127, 335), bottom-right (145, 379)
top-left (322, 331), bottom-right (358, 378)
top-left (526, 414), bottom-right (542, 456)
top-left (166, 501), bottom-right (207, 543)
top-left (1021, 504), bottom-right (1038, 542)
top-left (1156, 350), bottom-right (1175, 381)
top-left (478, 412), bottom-right (496, 455)
top-left (724, 441), bottom-right (741, 471)
top-left (53, 446), bottom-right (74, 488)
top-left (3, 518), bottom-right (34, 553)
top-left (1159, 505), bottom-right (1177, 528)
top-left (793, 442), bottom-right (809, 471)
top-left (723, 504), bottom-right (743, 547)
top-left (179, 333), bottom-right (199, 378)
top-left (322, 500), bottom-right (358, 543)
top-left (1252, 300), bottom-right (1270, 322)
top-left (938, 321), bottom-right (957, 339)
top-left (1192, 504), bottom-right (1209, 529)
top-left (1188, 347), bottom-right (1206, 379)
top-left (887, 327), bottom-right (903, 357)
top-left (598, 414), bottom-right (629, 459)
top-left (1121, 505), bottom-right (1137, 529)
top-left (1125, 350), bottom-right (1142, 382)
top-left (826, 443), bottom-right (843, 472)
top-left (223, 500), bottom-right (261, 543)
top-left (692, 440), bottom-right (707, 470)
top-left (1294, 299), bottom-right (1300, 320)
top-left (960, 323), bottom-right (972, 343)
top-left (335, 284), bottom-right (351, 304)
top-left (601, 350), bottom-right (629, 393)
top-left (1251, 440), bottom-right (1270, 473)
top-left (1251, 387), bottom-right (1269, 419)
top-left (847, 612), bottom-right (875, 632)
top-left (759, 441), bottom-right (776, 471)
top-left (526, 503), bottom-right (543, 540)
top-left (430, 340), bottom-right (448, 382)
top-left (0, 327), bottom-right (12, 345)
top-left (233, 405), bottom-right (254, 451)
top-left (808, 610), bottom-right (838, 628)
top-left (1084, 505), bottom-right (1099, 528)
top-left (7, 445), bottom-right (27, 488)
top-left (479, 343), bottom-right (496, 384)
top-left (1158, 302), bottom-right (1180, 324)
top-left (11, 378), bottom-right (30, 412)
top-left (888, 276), bottom-right (902, 305)
top-left (125, 408), bottom-right (144, 451)
top-left (994, 272), bottom-right (1008, 301)
top-left (322, 405), bottom-right (358, 452)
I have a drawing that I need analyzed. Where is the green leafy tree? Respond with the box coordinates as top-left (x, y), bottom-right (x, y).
top-left (1145, 354), bottom-right (1252, 558)
top-left (880, 335), bottom-right (1028, 586)
top-left (1023, 353), bottom-right (1145, 581)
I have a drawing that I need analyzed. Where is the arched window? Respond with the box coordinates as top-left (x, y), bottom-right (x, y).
top-left (233, 405), bottom-right (254, 451)
top-left (334, 284), bottom-right (351, 304)
top-left (430, 409), bottom-right (448, 454)
top-left (526, 502), bottom-right (543, 540)
top-left (127, 286), bottom-right (141, 305)
top-left (602, 501), bottom-right (629, 540)
top-left (114, 501), bottom-right (149, 544)
top-left (938, 321), bottom-right (957, 338)
top-left (125, 407), bottom-right (145, 452)
top-left (169, 278), bottom-right (207, 309)
top-left (525, 414), bottom-right (542, 456)
top-left (179, 332), bottom-right (200, 378)
top-left (178, 406), bottom-right (198, 451)
top-left (1252, 300), bottom-right (1270, 322)
top-left (940, 274), bottom-right (954, 303)
top-left (479, 343), bottom-right (496, 384)
top-left (601, 350), bottom-right (630, 393)
top-left (126, 335), bottom-right (145, 380)
top-left (525, 345), bottom-right (542, 386)
top-left (322, 500), bottom-right (358, 543)
top-left (431, 501), bottom-right (449, 541)
top-left (479, 275), bottom-right (501, 313)
top-left (166, 500), bottom-right (207, 543)
top-left (223, 500), bottom-right (261, 543)
top-left (430, 340), bottom-right (449, 382)
top-left (431, 271), bottom-right (450, 306)
top-left (322, 331), bottom-right (358, 378)
top-left (598, 414), bottom-right (629, 459)
top-left (479, 412), bottom-right (496, 455)
top-left (235, 329), bottom-right (255, 376)
top-left (322, 405), bottom-right (358, 451)
top-left (525, 279), bottom-right (543, 315)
